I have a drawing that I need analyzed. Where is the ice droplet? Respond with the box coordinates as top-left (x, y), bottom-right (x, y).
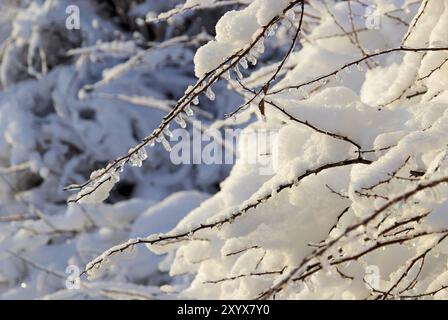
top-left (239, 57), bottom-right (248, 69)
top-left (175, 114), bottom-right (187, 128)
top-left (299, 87), bottom-right (309, 99)
top-left (184, 104), bottom-right (194, 117)
top-left (234, 65), bottom-right (243, 79)
top-left (129, 149), bottom-right (143, 167)
top-left (163, 126), bottom-right (173, 138)
top-left (255, 40), bottom-right (265, 54)
top-left (110, 171), bottom-right (120, 183)
top-left (78, 89), bottom-right (88, 101)
top-left (283, 19), bottom-right (292, 29)
top-left (334, 73), bottom-right (343, 83)
top-left (162, 139), bottom-right (172, 152)
top-left (138, 147), bottom-right (148, 161)
top-left (156, 135), bottom-right (172, 152)
top-left (267, 23), bottom-right (278, 37)
top-left (184, 85), bottom-right (194, 95)
top-left (286, 10), bottom-right (296, 21)
top-left (247, 52), bottom-right (257, 66)
top-left (205, 86), bottom-right (215, 101)
top-left (192, 96), bottom-right (199, 105)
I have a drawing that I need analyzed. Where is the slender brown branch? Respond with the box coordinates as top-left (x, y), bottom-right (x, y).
top-left (269, 46), bottom-right (448, 96)
top-left (82, 157), bottom-right (371, 276)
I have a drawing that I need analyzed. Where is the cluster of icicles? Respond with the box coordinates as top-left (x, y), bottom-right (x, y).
top-left (67, 9), bottom-right (356, 203)
top-left (123, 21), bottom-right (279, 168)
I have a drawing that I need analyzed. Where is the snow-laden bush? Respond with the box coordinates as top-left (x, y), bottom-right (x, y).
top-left (77, 0), bottom-right (448, 300)
top-left (2, 0), bottom-right (448, 300)
top-left (0, 0), bottom-right (236, 299)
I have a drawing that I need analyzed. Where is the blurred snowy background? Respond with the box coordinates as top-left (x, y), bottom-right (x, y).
top-left (0, 0), bottom-right (248, 299)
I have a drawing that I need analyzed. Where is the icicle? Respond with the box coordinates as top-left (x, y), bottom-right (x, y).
top-left (163, 125), bottom-right (173, 138)
top-left (149, 140), bottom-right (155, 147)
top-left (234, 64), bottom-right (243, 79)
top-left (132, 156), bottom-right (143, 168)
top-left (78, 89), bottom-right (88, 101)
top-left (319, 78), bottom-right (328, 85)
top-left (192, 96), bottom-right (199, 105)
top-left (356, 63), bottom-right (363, 72)
top-left (110, 170), bottom-right (120, 183)
top-left (255, 40), bottom-right (265, 54)
top-left (156, 135), bottom-right (172, 152)
top-left (205, 86), bottom-right (215, 101)
top-left (239, 57), bottom-right (248, 69)
top-left (247, 51), bottom-right (257, 66)
top-left (224, 70), bottom-right (232, 80)
top-left (305, 279), bottom-right (315, 292)
top-left (138, 147), bottom-right (148, 161)
top-left (268, 23), bottom-right (278, 37)
top-left (184, 104), bottom-right (194, 117)
top-left (286, 10), bottom-right (296, 21)
top-left (283, 19), bottom-right (292, 29)
top-left (299, 87), bottom-right (309, 99)
top-left (175, 114), bottom-right (187, 128)
top-left (345, 65), bottom-right (352, 73)
top-left (161, 138), bottom-right (172, 152)
top-left (184, 85), bottom-right (194, 95)
top-left (129, 148), bottom-right (143, 167)
top-left (333, 73), bottom-right (343, 83)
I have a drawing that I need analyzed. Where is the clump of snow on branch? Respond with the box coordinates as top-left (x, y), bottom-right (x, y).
top-left (193, 0), bottom-right (290, 77)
